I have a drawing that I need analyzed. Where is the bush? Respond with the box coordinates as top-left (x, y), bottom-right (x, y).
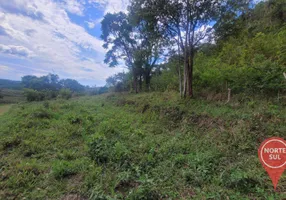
top-left (72, 92), bottom-right (86, 97)
top-left (88, 137), bottom-right (112, 164)
top-left (97, 86), bottom-right (108, 94)
top-left (32, 108), bottom-right (53, 119)
top-left (23, 88), bottom-right (45, 102)
top-left (59, 88), bottom-right (72, 100)
top-left (89, 89), bottom-right (98, 96)
top-left (151, 71), bottom-right (179, 92)
top-left (43, 90), bottom-right (58, 100)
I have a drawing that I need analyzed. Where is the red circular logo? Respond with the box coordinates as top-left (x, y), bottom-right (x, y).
top-left (260, 139), bottom-right (286, 168)
top-left (258, 137), bottom-right (286, 190)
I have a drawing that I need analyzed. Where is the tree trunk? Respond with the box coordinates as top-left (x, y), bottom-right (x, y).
top-left (145, 69), bottom-right (151, 92)
top-left (183, 55), bottom-right (188, 98)
top-left (188, 54), bottom-right (194, 97)
top-left (178, 41), bottom-right (182, 97)
top-left (183, 40), bottom-right (189, 97)
top-left (133, 69), bottom-right (138, 93)
top-left (139, 74), bottom-right (142, 92)
top-left (178, 65), bottom-right (182, 96)
top-left (183, 53), bottom-right (194, 98)
top-left (226, 88), bottom-right (231, 103)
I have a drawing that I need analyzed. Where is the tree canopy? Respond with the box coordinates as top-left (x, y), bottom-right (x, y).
top-left (21, 74), bottom-right (85, 92)
top-left (100, 0), bottom-right (285, 97)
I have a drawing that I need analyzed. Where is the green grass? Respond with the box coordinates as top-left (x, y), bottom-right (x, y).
top-left (0, 92), bottom-right (285, 199)
top-left (0, 104), bottom-right (13, 115)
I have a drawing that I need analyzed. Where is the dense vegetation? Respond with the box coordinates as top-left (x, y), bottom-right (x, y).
top-left (0, 92), bottom-right (285, 199)
top-left (0, 74), bottom-right (109, 103)
top-left (0, 0), bottom-right (285, 199)
top-left (104, 0), bottom-right (286, 98)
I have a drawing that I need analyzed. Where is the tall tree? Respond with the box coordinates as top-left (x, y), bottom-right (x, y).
top-left (214, 0), bottom-right (252, 41)
top-left (129, 12), bottom-right (165, 91)
top-left (106, 72), bottom-right (130, 92)
top-left (130, 0), bottom-right (249, 97)
top-left (101, 12), bottom-right (163, 92)
top-left (101, 12), bottom-right (140, 93)
top-left (59, 79), bottom-right (85, 92)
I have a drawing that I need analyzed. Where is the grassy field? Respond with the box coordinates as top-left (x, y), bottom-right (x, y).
top-left (0, 104), bottom-right (13, 116)
top-left (0, 92), bottom-right (285, 199)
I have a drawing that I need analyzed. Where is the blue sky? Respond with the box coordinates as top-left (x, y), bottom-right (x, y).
top-left (0, 0), bottom-right (264, 86)
top-left (0, 0), bottom-right (129, 86)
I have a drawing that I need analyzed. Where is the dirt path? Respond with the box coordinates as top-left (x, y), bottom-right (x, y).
top-left (0, 104), bottom-right (13, 116)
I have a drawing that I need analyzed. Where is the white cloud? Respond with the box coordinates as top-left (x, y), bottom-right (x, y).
top-left (0, 65), bottom-right (11, 71)
top-left (61, 0), bottom-right (85, 16)
top-left (89, 0), bottom-right (129, 14)
top-left (0, 44), bottom-right (33, 57)
top-left (0, 0), bottom-right (124, 86)
top-left (0, 0), bottom-right (45, 20)
top-left (86, 21), bottom-right (96, 29)
top-left (85, 17), bottom-right (103, 29)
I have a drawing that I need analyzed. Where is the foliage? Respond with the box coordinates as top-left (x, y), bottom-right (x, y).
top-left (23, 88), bottom-right (45, 102)
top-left (23, 88), bottom-right (63, 102)
top-left (22, 74), bottom-right (61, 91)
top-left (129, 0), bottom-right (242, 97)
top-left (22, 73), bottom-right (85, 93)
top-left (150, 65), bottom-right (179, 92)
top-left (192, 26), bottom-right (286, 94)
top-left (149, 0), bottom-right (286, 96)
top-left (59, 78), bottom-right (85, 92)
top-left (0, 92), bottom-right (285, 199)
top-left (52, 159), bottom-right (87, 179)
top-left (101, 11), bottom-right (163, 93)
top-left (97, 86), bottom-right (108, 95)
top-left (0, 1), bottom-right (286, 199)
top-left (20, 74), bottom-right (89, 101)
top-left (59, 88), bottom-right (72, 100)
top-left (106, 72), bottom-right (130, 92)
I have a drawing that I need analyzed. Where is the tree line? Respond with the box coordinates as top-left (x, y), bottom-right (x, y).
top-left (21, 74), bottom-right (108, 101)
top-left (103, 0), bottom-right (286, 97)
top-left (22, 74), bottom-right (85, 92)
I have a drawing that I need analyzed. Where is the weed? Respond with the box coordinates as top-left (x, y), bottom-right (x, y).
top-left (51, 160), bottom-right (85, 179)
top-left (88, 137), bottom-right (112, 164)
top-left (0, 92), bottom-right (285, 199)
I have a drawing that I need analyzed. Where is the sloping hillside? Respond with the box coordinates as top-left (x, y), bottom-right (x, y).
top-left (0, 92), bottom-right (285, 199)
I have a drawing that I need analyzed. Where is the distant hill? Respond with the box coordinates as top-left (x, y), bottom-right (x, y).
top-left (0, 79), bottom-right (23, 90)
top-left (0, 88), bottom-right (24, 104)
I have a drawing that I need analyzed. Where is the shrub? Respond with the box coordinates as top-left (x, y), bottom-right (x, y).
top-left (59, 88), bottom-right (72, 100)
top-left (43, 90), bottom-right (58, 100)
top-left (113, 142), bottom-right (130, 163)
top-left (23, 88), bottom-right (45, 102)
top-left (89, 89), bottom-right (98, 96)
top-left (72, 92), bottom-right (86, 97)
top-left (32, 108), bottom-right (52, 119)
top-left (43, 101), bottom-right (49, 109)
top-left (88, 137), bottom-right (112, 164)
top-left (23, 88), bottom-right (61, 102)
